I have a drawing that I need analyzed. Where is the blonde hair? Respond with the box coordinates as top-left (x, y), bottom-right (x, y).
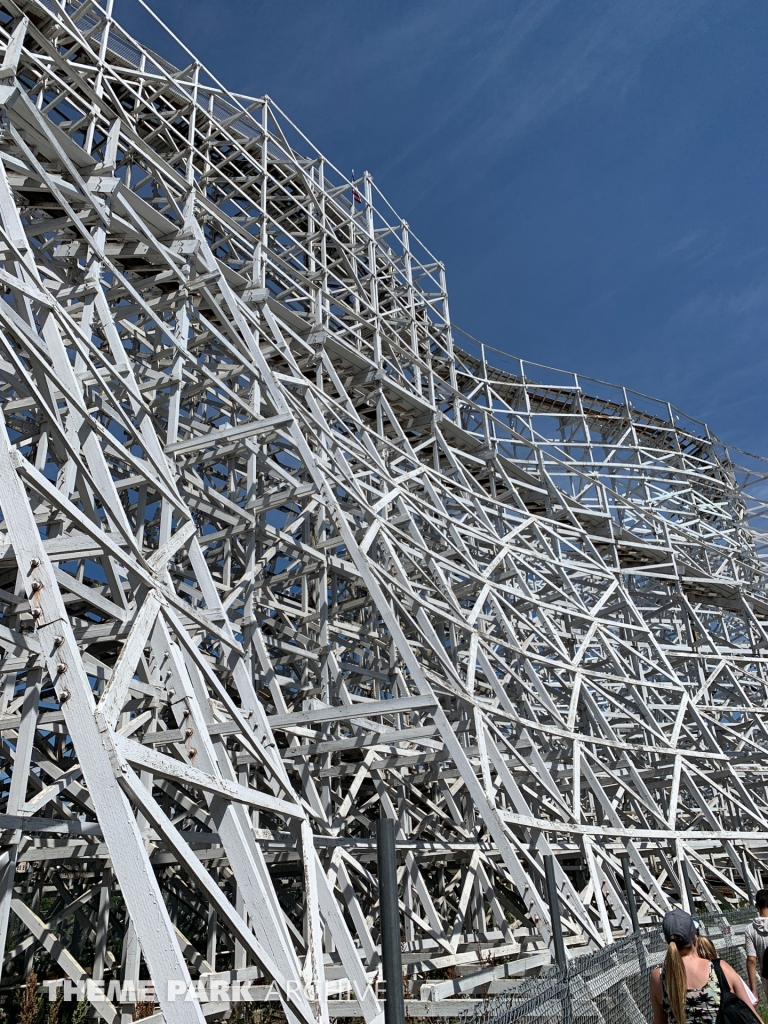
top-left (664, 938), bottom-right (691, 1024)
top-left (697, 935), bottom-right (716, 960)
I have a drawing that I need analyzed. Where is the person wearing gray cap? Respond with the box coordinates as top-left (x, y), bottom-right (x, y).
top-left (649, 909), bottom-right (758, 1024)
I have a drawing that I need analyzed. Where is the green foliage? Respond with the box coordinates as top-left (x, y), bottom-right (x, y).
top-left (46, 987), bottom-right (63, 1024)
top-left (71, 999), bottom-right (89, 1024)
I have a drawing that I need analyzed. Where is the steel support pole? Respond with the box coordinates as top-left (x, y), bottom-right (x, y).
top-left (682, 859), bottom-right (696, 915)
top-left (543, 854), bottom-right (567, 967)
top-left (741, 854), bottom-right (755, 903)
top-left (620, 852), bottom-right (640, 933)
top-left (377, 818), bottom-right (405, 1024)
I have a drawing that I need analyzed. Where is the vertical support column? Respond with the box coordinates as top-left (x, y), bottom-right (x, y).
top-left (185, 62), bottom-right (199, 186)
top-left (437, 261), bottom-right (460, 422)
top-left (364, 172), bottom-right (381, 367)
top-left (682, 858), bottom-right (695, 915)
top-left (621, 849), bottom-right (647, 990)
top-left (259, 99), bottom-right (269, 288)
top-left (543, 854), bottom-right (567, 967)
top-left (121, 920), bottom-right (141, 1024)
top-left (544, 854), bottom-right (572, 1024)
top-left (620, 852), bottom-right (640, 933)
top-left (377, 818), bottom-right (404, 1024)
top-left (93, 868), bottom-right (112, 983)
top-left (740, 853), bottom-right (755, 903)
top-left (206, 904), bottom-right (217, 973)
top-left (480, 343), bottom-right (496, 459)
top-left (83, 0), bottom-right (114, 155)
top-left (0, 668), bottom-right (40, 980)
top-left (400, 221), bottom-right (421, 393)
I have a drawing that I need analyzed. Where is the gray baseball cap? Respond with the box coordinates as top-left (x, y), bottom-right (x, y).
top-left (663, 909), bottom-right (697, 945)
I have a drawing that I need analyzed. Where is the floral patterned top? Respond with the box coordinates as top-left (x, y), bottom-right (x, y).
top-left (661, 962), bottom-right (721, 1024)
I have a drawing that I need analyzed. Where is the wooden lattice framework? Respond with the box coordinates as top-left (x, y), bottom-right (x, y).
top-left (0, 1), bottom-right (766, 1020)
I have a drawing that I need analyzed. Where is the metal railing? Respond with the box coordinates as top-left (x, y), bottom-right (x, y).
top-left (456, 909), bottom-right (756, 1024)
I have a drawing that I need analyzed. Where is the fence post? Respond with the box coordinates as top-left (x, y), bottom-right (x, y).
top-left (620, 852), bottom-right (640, 933)
top-left (377, 817), bottom-right (405, 1024)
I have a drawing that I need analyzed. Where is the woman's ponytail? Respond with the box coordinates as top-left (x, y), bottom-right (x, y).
top-left (697, 936), bottom-right (716, 960)
top-left (665, 939), bottom-right (688, 1024)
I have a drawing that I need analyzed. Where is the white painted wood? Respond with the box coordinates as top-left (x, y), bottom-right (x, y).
top-left (0, 2), bottom-right (763, 1019)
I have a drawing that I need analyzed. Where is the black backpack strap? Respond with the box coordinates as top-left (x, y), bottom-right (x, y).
top-left (712, 958), bottom-right (728, 998)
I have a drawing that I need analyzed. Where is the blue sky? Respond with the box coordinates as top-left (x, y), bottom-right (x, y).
top-left (118, 0), bottom-right (767, 454)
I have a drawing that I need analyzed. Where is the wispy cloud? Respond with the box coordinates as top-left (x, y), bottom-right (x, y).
top-left (670, 273), bottom-right (768, 328)
top-left (367, 0), bottom-right (561, 177)
top-left (387, 0), bottom-right (707, 200)
top-left (659, 265), bottom-right (768, 444)
top-left (660, 230), bottom-right (724, 266)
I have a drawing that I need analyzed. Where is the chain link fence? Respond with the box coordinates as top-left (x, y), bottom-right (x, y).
top-left (456, 909), bottom-right (756, 1024)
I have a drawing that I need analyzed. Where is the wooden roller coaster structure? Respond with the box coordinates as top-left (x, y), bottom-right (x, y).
top-left (0, 1), bottom-right (765, 1019)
